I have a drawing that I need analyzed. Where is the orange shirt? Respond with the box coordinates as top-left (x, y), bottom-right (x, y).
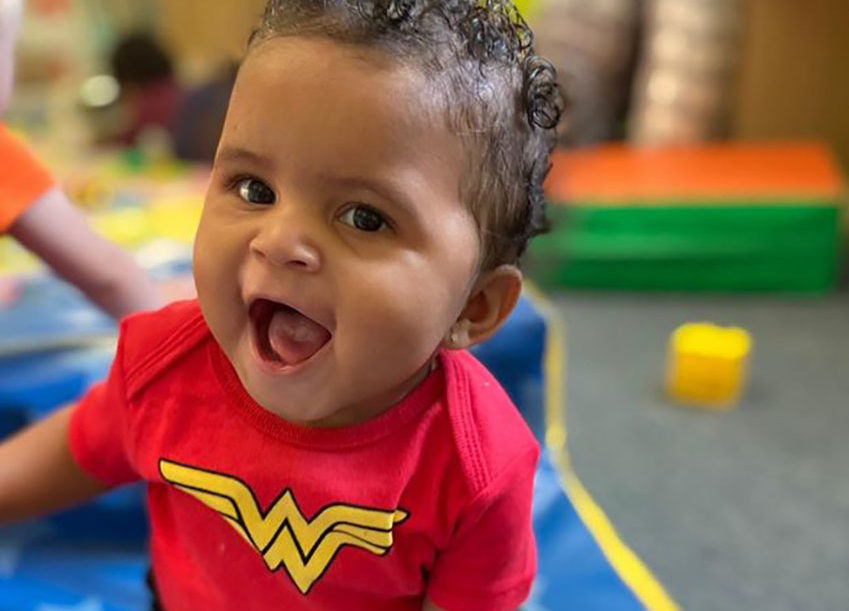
top-left (0, 124), bottom-right (55, 232)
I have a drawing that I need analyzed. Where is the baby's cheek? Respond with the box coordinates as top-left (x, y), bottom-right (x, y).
top-left (337, 259), bottom-right (458, 369)
top-left (359, 303), bottom-right (446, 368)
top-left (192, 253), bottom-right (217, 308)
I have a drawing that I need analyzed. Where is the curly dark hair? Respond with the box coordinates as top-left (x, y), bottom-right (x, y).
top-left (249, 0), bottom-right (564, 270)
top-left (111, 32), bottom-right (174, 87)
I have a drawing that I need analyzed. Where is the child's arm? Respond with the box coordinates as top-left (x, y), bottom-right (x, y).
top-left (0, 405), bottom-right (109, 523)
top-left (9, 186), bottom-right (162, 319)
top-left (1, 319), bottom-right (143, 524)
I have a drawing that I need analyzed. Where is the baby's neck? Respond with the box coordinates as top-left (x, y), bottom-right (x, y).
top-left (297, 356), bottom-right (439, 429)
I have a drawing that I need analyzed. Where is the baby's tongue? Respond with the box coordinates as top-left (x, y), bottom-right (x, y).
top-left (267, 307), bottom-right (330, 365)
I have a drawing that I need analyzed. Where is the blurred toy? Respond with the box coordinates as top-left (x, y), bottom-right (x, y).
top-left (666, 322), bottom-right (752, 409)
top-left (533, 142), bottom-right (845, 294)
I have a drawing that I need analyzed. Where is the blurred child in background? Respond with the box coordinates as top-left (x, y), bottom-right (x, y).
top-left (0, 0), bottom-right (160, 319)
top-left (109, 32), bottom-right (183, 151)
top-left (108, 31), bottom-right (233, 163)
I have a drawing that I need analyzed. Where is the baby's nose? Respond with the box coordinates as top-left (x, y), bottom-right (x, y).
top-left (250, 217), bottom-right (321, 272)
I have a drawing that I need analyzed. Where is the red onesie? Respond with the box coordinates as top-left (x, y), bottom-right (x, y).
top-left (70, 300), bottom-right (539, 611)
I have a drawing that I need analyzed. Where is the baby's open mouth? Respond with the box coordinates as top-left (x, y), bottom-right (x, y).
top-left (249, 298), bottom-right (332, 367)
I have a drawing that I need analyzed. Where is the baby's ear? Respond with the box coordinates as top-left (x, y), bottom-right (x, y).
top-left (443, 265), bottom-right (522, 350)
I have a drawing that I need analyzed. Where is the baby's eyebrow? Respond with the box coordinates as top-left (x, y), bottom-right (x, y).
top-left (215, 146), bottom-right (275, 171)
top-left (320, 174), bottom-right (418, 220)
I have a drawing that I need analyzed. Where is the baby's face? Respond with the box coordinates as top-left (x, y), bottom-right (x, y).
top-left (0, 0), bottom-right (22, 114)
top-left (194, 37), bottom-right (481, 426)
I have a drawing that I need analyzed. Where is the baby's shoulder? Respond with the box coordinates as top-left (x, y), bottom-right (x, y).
top-left (438, 350), bottom-right (540, 497)
top-left (117, 299), bottom-right (211, 397)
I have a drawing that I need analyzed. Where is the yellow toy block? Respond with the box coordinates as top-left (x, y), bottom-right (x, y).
top-left (666, 323), bottom-right (752, 409)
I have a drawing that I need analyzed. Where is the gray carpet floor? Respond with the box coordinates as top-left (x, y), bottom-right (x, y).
top-left (551, 291), bottom-right (849, 611)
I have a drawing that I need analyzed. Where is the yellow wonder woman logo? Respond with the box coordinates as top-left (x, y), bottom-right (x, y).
top-left (159, 459), bottom-right (409, 595)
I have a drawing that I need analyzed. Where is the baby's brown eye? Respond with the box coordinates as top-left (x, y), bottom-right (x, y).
top-left (340, 205), bottom-right (387, 232)
top-left (237, 178), bottom-right (276, 205)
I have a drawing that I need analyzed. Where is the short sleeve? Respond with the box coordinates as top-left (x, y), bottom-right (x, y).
top-left (69, 331), bottom-right (140, 487)
top-left (0, 125), bottom-right (56, 232)
top-left (427, 446), bottom-right (539, 611)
